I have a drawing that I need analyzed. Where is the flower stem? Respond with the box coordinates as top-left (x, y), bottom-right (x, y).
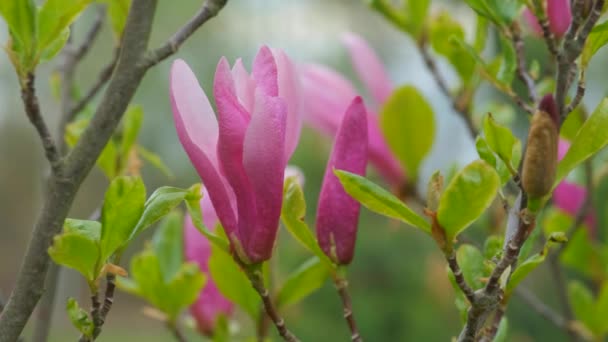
top-left (333, 273), bottom-right (363, 342)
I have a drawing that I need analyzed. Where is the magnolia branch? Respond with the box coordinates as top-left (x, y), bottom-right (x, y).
top-left (509, 23), bottom-right (537, 103)
top-left (333, 276), bottom-right (363, 342)
top-left (445, 252), bottom-right (476, 304)
top-left (0, 1), bottom-right (228, 340)
top-left (532, 0), bottom-right (558, 56)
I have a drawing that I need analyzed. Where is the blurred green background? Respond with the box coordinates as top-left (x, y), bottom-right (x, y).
top-left (2, 0), bottom-right (608, 341)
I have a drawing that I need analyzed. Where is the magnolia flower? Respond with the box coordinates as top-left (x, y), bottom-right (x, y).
top-left (523, 0), bottom-right (572, 38)
top-left (301, 33), bottom-right (404, 188)
top-left (553, 139), bottom-right (596, 230)
top-left (316, 97), bottom-right (368, 265)
top-left (185, 193), bottom-right (233, 336)
top-left (170, 46), bottom-right (302, 263)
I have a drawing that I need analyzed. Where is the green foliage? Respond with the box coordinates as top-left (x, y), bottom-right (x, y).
top-left (556, 98), bottom-right (608, 186)
top-left (429, 12), bottom-right (476, 84)
top-left (0, 0), bottom-right (37, 75)
top-left (276, 257), bottom-right (329, 308)
top-left (582, 21), bottom-right (608, 67)
top-left (463, 0), bottom-right (524, 28)
top-left (100, 176), bottom-right (146, 262)
top-left (482, 114), bottom-right (521, 173)
top-left (456, 244), bottom-right (487, 290)
top-left (37, 0), bottom-right (91, 54)
top-left (49, 219), bottom-right (102, 283)
top-left (476, 136), bottom-right (511, 185)
top-left (152, 212), bottom-right (184, 283)
top-left (208, 239), bottom-right (260, 319)
top-left (380, 85), bottom-right (435, 181)
top-left (281, 176), bottom-right (332, 265)
top-left (437, 160), bottom-right (500, 243)
top-left (184, 186), bottom-right (230, 252)
top-left (496, 34), bottom-right (517, 86)
top-left (494, 318), bottom-right (509, 342)
top-left (335, 170), bottom-right (430, 233)
top-left (568, 281), bottom-right (608, 338)
top-left (368, 0), bottom-right (429, 38)
top-left (99, 0), bottom-right (130, 38)
top-left (130, 186), bottom-right (190, 240)
top-left (66, 298), bottom-right (94, 338)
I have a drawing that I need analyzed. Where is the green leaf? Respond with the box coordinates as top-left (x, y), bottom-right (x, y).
top-left (483, 113), bottom-right (521, 170)
top-left (137, 146), bottom-right (174, 179)
top-left (335, 170), bottom-right (430, 233)
top-left (493, 317), bottom-right (509, 342)
top-left (37, 0), bottom-right (91, 54)
top-left (430, 12), bottom-right (476, 84)
top-left (66, 298), bottom-right (93, 337)
top-left (457, 244), bottom-right (486, 289)
top-left (437, 160), bottom-right (500, 242)
top-left (369, 0), bottom-right (408, 31)
top-left (39, 27), bottom-right (70, 62)
top-left (120, 105), bottom-right (143, 167)
top-left (281, 176), bottom-right (330, 264)
top-left (152, 211), bottom-right (184, 283)
top-left (556, 98), bottom-right (608, 186)
top-left (49, 219), bottom-right (101, 282)
top-left (569, 281), bottom-right (597, 334)
top-left (208, 241), bottom-right (260, 319)
top-left (0, 0), bottom-right (37, 68)
top-left (100, 0), bottom-right (130, 38)
top-left (100, 176), bottom-right (146, 262)
top-left (407, 0), bottom-right (430, 37)
top-left (184, 186), bottom-right (230, 252)
top-left (476, 136), bottom-right (511, 185)
top-left (164, 262), bottom-right (206, 320)
top-left (130, 186), bottom-right (189, 240)
top-left (276, 257), bottom-right (329, 308)
top-left (582, 21), bottom-right (608, 67)
top-left (97, 139), bottom-right (118, 179)
top-left (496, 34), bottom-right (516, 85)
top-left (380, 85), bottom-right (435, 181)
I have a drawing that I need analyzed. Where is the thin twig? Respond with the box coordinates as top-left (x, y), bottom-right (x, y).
top-left (140, 0), bottom-right (228, 69)
top-left (417, 39), bottom-right (478, 138)
top-left (21, 74), bottom-right (62, 172)
top-left (73, 7), bottom-right (106, 61)
top-left (244, 268), bottom-right (300, 342)
top-left (532, 0), bottom-right (558, 57)
top-left (566, 69), bottom-right (586, 114)
top-left (446, 251), bottom-right (477, 304)
top-left (333, 276), bottom-right (363, 342)
top-left (67, 48), bottom-right (120, 121)
top-left (509, 23), bottom-right (537, 103)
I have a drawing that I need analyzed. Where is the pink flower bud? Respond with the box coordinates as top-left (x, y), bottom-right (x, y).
top-left (316, 97), bottom-right (368, 265)
top-left (184, 193), bottom-right (233, 337)
top-left (523, 0), bottom-right (572, 38)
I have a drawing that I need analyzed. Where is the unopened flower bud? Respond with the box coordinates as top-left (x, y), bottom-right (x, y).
top-left (522, 95), bottom-right (560, 199)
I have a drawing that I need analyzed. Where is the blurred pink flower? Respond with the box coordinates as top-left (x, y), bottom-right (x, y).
top-left (523, 0), bottom-right (572, 38)
top-left (553, 139), bottom-right (596, 230)
top-left (300, 33), bottom-right (404, 188)
top-left (316, 97), bottom-right (368, 265)
top-left (170, 46), bottom-right (302, 263)
top-left (185, 192), bottom-right (233, 336)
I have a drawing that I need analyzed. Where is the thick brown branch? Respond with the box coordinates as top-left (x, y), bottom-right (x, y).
top-left (334, 277), bottom-right (363, 342)
top-left (140, 0), bottom-right (228, 69)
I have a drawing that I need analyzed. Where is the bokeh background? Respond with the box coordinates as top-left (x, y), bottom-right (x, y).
top-left (1, 0), bottom-right (607, 341)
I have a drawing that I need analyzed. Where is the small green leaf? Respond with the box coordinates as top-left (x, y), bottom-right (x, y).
top-left (184, 186), bottom-right (230, 252)
top-left (369, 0), bottom-right (408, 31)
top-left (437, 160), bottom-right (500, 242)
top-left (120, 105), bottom-right (143, 167)
top-left (137, 146), bottom-right (174, 179)
top-left (475, 136), bottom-right (511, 185)
top-left (66, 298), bottom-right (93, 337)
top-left (276, 257), bottom-right (329, 308)
top-left (430, 12), bottom-right (476, 84)
top-left (380, 85), bottom-right (435, 181)
top-left (49, 219), bottom-right (101, 282)
top-left (100, 0), bottom-right (130, 38)
top-left (457, 244), bottom-right (486, 289)
top-left (506, 238), bottom-right (561, 295)
top-left (39, 27), bottom-right (70, 62)
top-left (493, 317), bottom-right (509, 342)
top-left (100, 176), bottom-right (146, 262)
top-left (152, 211), bottom-right (184, 283)
top-left (556, 98), bottom-right (608, 186)
top-left (208, 241), bottom-right (260, 319)
top-left (97, 139), bottom-right (118, 179)
top-left (407, 0), bottom-right (430, 37)
top-left (426, 170), bottom-right (443, 212)
top-left (335, 170), bottom-right (431, 232)
top-left (37, 0), bottom-right (91, 54)
top-left (497, 34), bottom-right (516, 85)
top-left (569, 281), bottom-right (597, 334)
top-left (164, 263), bottom-right (206, 320)
top-left (582, 21), bottom-right (608, 67)
top-left (130, 186), bottom-right (189, 240)
top-left (0, 0), bottom-right (37, 71)
top-left (281, 176), bottom-right (331, 264)
top-left (483, 113), bottom-right (521, 170)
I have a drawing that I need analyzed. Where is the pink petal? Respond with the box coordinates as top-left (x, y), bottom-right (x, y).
top-left (342, 32), bottom-right (393, 106)
top-left (252, 46), bottom-right (278, 97)
top-left (184, 194), bottom-right (234, 337)
top-left (316, 97), bottom-right (368, 265)
top-left (523, 8), bottom-right (543, 36)
top-left (300, 63), bottom-right (357, 136)
top-left (273, 48), bottom-right (302, 160)
top-left (547, 0), bottom-right (572, 38)
top-left (553, 181), bottom-right (596, 231)
top-left (170, 59), bottom-right (237, 238)
top-left (213, 58), bottom-right (257, 250)
top-left (242, 89), bottom-right (288, 263)
top-left (232, 58), bottom-right (255, 114)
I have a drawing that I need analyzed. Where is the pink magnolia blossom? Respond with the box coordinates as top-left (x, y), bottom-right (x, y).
top-left (316, 97), bottom-right (368, 265)
top-left (523, 0), bottom-right (572, 38)
top-left (185, 192), bottom-right (233, 336)
top-left (170, 46), bottom-right (302, 263)
top-left (553, 139), bottom-right (596, 230)
top-left (300, 33), bottom-right (404, 188)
